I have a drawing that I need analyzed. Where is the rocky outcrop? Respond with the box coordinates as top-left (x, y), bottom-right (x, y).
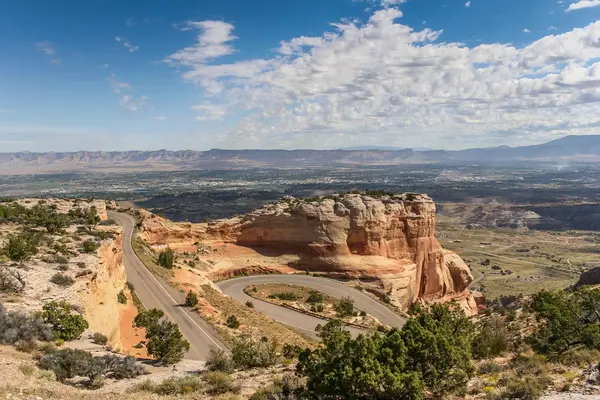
top-left (80, 230), bottom-right (128, 348)
top-left (205, 194), bottom-right (480, 313)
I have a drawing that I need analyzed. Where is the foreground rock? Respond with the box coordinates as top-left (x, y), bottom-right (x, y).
top-left (139, 193), bottom-right (482, 314)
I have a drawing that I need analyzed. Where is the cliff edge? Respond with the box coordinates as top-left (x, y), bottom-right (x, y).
top-left (202, 193), bottom-right (481, 313)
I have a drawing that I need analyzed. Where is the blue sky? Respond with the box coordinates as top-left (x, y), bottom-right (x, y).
top-left (1, 0), bottom-right (600, 151)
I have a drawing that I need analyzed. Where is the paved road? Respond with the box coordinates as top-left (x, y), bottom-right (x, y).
top-left (109, 211), bottom-right (227, 361)
top-left (217, 275), bottom-right (406, 337)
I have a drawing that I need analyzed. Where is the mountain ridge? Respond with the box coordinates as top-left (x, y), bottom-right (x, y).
top-left (0, 135), bottom-right (598, 174)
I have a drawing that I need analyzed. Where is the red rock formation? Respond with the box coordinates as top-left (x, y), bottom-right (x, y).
top-left (206, 194), bottom-right (481, 314)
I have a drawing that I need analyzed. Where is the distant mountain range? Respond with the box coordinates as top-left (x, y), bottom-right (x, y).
top-left (0, 135), bottom-right (598, 174)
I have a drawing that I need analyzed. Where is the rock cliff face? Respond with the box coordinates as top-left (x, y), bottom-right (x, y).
top-left (206, 194), bottom-right (480, 313)
top-left (80, 231), bottom-right (128, 348)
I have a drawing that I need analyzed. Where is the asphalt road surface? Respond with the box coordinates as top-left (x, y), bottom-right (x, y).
top-left (217, 275), bottom-right (406, 337)
top-left (109, 211), bottom-right (227, 361)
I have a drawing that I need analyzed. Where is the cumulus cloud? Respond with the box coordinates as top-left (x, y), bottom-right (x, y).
top-left (119, 95), bottom-right (147, 111)
top-left (115, 36), bottom-right (139, 52)
top-left (567, 0), bottom-right (600, 11)
top-left (523, 28), bottom-right (531, 33)
top-left (465, 1), bottom-right (471, 7)
top-left (166, 21), bottom-right (236, 66)
top-left (167, 8), bottom-right (600, 149)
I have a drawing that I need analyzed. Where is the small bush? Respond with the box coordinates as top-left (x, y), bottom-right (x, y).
top-left (15, 339), bottom-right (38, 353)
top-left (82, 240), bottom-right (99, 254)
top-left (268, 292), bottom-right (300, 301)
top-left (245, 301), bottom-right (254, 308)
top-left (57, 264), bottom-right (69, 271)
top-left (76, 262), bottom-right (86, 268)
top-left (315, 303), bottom-right (324, 312)
top-left (117, 290), bottom-right (127, 304)
top-left (334, 297), bottom-right (355, 317)
top-left (92, 332), bottom-right (108, 345)
top-left (186, 291), bottom-right (198, 307)
top-left (205, 371), bottom-right (239, 395)
top-left (153, 376), bottom-right (204, 395)
top-left (306, 290), bottom-right (324, 304)
top-left (231, 336), bottom-right (280, 369)
top-left (206, 348), bottom-right (234, 372)
top-left (0, 304), bottom-right (53, 345)
top-left (472, 316), bottom-right (513, 359)
top-left (50, 273), bottom-right (74, 287)
top-left (496, 373), bottom-right (546, 400)
top-left (41, 301), bottom-right (88, 341)
top-left (0, 265), bottom-right (26, 293)
top-left (226, 315), bottom-right (240, 329)
top-left (283, 343), bottom-right (302, 359)
top-left (158, 248), bottom-right (174, 268)
top-left (38, 369), bottom-right (56, 381)
top-left (54, 255), bottom-right (69, 264)
top-left (478, 360), bottom-right (505, 375)
top-left (134, 308), bottom-right (190, 365)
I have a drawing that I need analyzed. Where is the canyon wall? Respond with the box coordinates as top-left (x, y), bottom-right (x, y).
top-left (204, 194), bottom-right (481, 313)
top-left (80, 231), bottom-right (128, 348)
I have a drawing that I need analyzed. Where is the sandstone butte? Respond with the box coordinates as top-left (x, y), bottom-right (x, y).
top-left (138, 193), bottom-right (484, 315)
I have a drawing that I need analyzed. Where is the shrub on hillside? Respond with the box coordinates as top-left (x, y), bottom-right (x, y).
top-left (50, 273), bottom-right (75, 287)
top-left (139, 375), bottom-right (204, 395)
top-left (134, 308), bottom-right (190, 365)
top-left (117, 290), bottom-right (127, 304)
top-left (206, 348), bottom-right (234, 372)
top-left (205, 371), bottom-right (240, 395)
top-left (81, 240), bottom-right (99, 254)
top-left (39, 348), bottom-right (145, 385)
top-left (529, 287), bottom-right (600, 356)
top-left (334, 296), bottom-right (355, 317)
top-left (92, 332), bottom-right (108, 345)
top-left (186, 291), bottom-right (198, 307)
top-left (0, 304), bottom-right (53, 345)
top-left (41, 301), bottom-right (88, 341)
top-left (226, 315), bottom-right (240, 329)
top-left (472, 315), bottom-right (514, 359)
top-left (231, 336), bottom-right (280, 369)
top-left (306, 290), bottom-right (324, 304)
top-left (268, 292), bottom-right (300, 301)
top-left (0, 265), bottom-right (26, 293)
top-left (297, 304), bottom-right (475, 399)
top-left (158, 248), bottom-right (174, 268)
top-left (2, 232), bottom-right (41, 262)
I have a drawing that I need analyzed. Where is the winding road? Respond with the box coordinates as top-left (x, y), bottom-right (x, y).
top-left (110, 210), bottom-right (406, 360)
top-left (217, 275), bottom-right (406, 337)
top-left (109, 211), bottom-right (227, 361)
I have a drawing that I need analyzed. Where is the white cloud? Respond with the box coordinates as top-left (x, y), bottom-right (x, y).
top-left (115, 36), bottom-right (139, 52)
top-left (166, 20), bottom-right (236, 65)
top-left (167, 8), bottom-right (600, 149)
top-left (567, 0), bottom-right (600, 11)
top-left (192, 104), bottom-right (227, 121)
top-left (107, 74), bottom-right (131, 93)
top-left (36, 41), bottom-right (55, 55)
top-left (153, 116), bottom-right (167, 120)
top-left (36, 42), bottom-right (61, 65)
top-left (523, 28), bottom-right (531, 33)
top-left (465, 1), bottom-right (471, 7)
top-left (119, 95), bottom-right (147, 111)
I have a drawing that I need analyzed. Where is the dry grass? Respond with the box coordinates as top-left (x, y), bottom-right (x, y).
top-left (131, 234), bottom-right (174, 281)
top-left (198, 285), bottom-right (315, 349)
